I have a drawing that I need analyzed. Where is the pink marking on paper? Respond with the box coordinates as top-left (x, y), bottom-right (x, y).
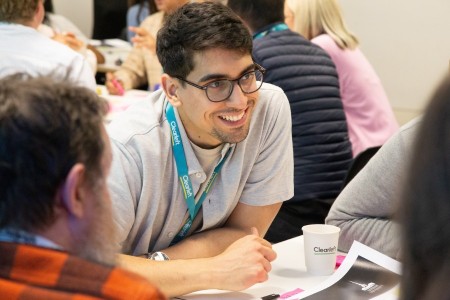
top-left (336, 254), bottom-right (346, 268)
top-left (280, 288), bottom-right (304, 299)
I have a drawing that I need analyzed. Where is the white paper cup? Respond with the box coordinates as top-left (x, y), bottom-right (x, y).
top-left (302, 224), bottom-right (340, 275)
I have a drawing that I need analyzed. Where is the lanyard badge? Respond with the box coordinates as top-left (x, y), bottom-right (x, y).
top-left (165, 103), bottom-right (231, 245)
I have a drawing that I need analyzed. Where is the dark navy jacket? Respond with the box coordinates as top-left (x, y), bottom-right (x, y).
top-left (253, 24), bottom-right (353, 203)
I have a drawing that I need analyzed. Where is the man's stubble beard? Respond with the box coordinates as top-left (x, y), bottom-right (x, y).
top-left (211, 98), bottom-right (256, 144)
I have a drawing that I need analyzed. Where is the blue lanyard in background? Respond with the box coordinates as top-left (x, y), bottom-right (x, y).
top-left (253, 23), bottom-right (289, 40)
top-left (165, 103), bottom-right (231, 245)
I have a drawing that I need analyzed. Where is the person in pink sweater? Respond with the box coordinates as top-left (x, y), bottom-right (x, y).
top-left (285, 0), bottom-right (399, 156)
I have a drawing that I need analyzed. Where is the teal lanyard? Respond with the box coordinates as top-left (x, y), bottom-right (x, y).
top-left (253, 23), bottom-right (289, 40)
top-left (166, 103), bottom-right (231, 245)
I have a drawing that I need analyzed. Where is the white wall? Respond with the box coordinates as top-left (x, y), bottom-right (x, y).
top-left (340, 0), bottom-right (450, 112)
top-left (52, 0), bottom-right (93, 38)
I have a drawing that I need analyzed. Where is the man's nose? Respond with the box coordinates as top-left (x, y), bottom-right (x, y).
top-left (226, 82), bottom-right (248, 108)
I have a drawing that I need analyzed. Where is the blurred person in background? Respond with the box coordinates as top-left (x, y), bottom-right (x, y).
top-left (400, 76), bottom-right (450, 300)
top-left (106, 0), bottom-right (189, 94)
top-left (285, 0), bottom-right (398, 156)
top-left (126, 0), bottom-right (158, 42)
top-left (0, 0), bottom-right (96, 90)
top-left (38, 0), bottom-right (100, 73)
top-left (326, 117), bottom-right (419, 259)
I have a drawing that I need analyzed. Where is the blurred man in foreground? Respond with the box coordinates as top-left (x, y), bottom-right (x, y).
top-left (0, 75), bottom-right (164, 299)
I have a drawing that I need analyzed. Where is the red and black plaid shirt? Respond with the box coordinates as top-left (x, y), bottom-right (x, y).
top-left (0, 242), bottom-right (166, 299)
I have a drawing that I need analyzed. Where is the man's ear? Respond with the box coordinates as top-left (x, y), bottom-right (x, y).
top-left (60, 163), bottom-right (87, 219)
top-left (31, 0), bottom-right (45, 28)
top-left (161, 74), bottom-right (182, 107)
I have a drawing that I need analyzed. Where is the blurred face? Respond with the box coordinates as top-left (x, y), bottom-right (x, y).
top-left (155, 0), bottom-right (187, 13)
top-left (75, 126), bottom-right (118, 266)
top-left (174, 48), bottom-right (260, 149)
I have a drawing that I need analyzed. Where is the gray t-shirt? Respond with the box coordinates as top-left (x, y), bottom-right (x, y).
top-left (107, 83), bottom-right (294, 255)
top-left (326, 118), bottom-right (420, 259)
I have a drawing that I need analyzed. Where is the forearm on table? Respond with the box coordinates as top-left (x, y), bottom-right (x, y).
top-left (162, 227), bottom-right (248, 260)
top-left (162, 202), bottom-right (281, 259)
top-left (118, 232), bottom-right (276, 296)
top-left (117, 254), bottom-right (217, 297)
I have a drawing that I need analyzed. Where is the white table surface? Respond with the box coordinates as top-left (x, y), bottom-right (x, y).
top-left (177, 236), bottom-right (335, 300)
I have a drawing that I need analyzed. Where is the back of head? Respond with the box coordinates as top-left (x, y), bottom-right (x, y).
top-left (0, 75), bottom-right (107, 232)
top-left (290, 0), bottom-right (358, 49)
top-left (156, 1), bottom-right (253, 79)
top-left (0, 0), bottom-right (39, 23)
top-left (400, 76), bottom-right (450, 299)
top-left (227, 0), bottom-right (284, 33)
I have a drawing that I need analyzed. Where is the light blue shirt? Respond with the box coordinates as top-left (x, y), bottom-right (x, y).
top-left (0, 228), bottom-right (63, 250)
top-left (127, 3), bottom-right (150, 41)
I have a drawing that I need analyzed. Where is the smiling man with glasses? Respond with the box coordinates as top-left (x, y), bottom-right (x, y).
top-left (107, 2), bottom-right (294, 297)
top-left (174, 63), bottom-right (266, 103)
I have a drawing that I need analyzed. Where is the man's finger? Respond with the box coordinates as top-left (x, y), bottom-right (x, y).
top-left (251, 227), bottom-right (259, 236)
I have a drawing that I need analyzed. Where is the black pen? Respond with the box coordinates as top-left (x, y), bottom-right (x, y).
top-left (261, 293), bottom-right (280, 300)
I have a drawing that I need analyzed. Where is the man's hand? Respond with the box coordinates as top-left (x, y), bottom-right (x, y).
top-left (130, 26), bottom-right (156, 52)
top-left (105, 72), bottom-right (125, 95)
top-left (209, 227), bottom-right (277, 291)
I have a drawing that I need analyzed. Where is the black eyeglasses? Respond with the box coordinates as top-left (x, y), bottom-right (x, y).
top-left (174, 64), bottom-right (266, 102)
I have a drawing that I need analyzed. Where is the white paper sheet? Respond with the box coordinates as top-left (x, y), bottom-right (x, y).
top-left (286, 241), bottom-right (401, 300)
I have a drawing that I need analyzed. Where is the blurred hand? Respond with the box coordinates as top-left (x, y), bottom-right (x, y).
top-left (130, 26), bottom-right (156, 52)
top-left (105, 72), bottom-right (125, 96)
top-left (52, 32), bottom-right (84, 52)
top-left (210, 227), bottom-right (277, 291)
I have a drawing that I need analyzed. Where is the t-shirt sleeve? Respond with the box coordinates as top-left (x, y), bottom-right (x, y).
top-left (108, 138), bottom-right (142, 252)
top-left (239, 88), bottom-right (294, 205)
top-left (325, 119), bottom-right (420, 259)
